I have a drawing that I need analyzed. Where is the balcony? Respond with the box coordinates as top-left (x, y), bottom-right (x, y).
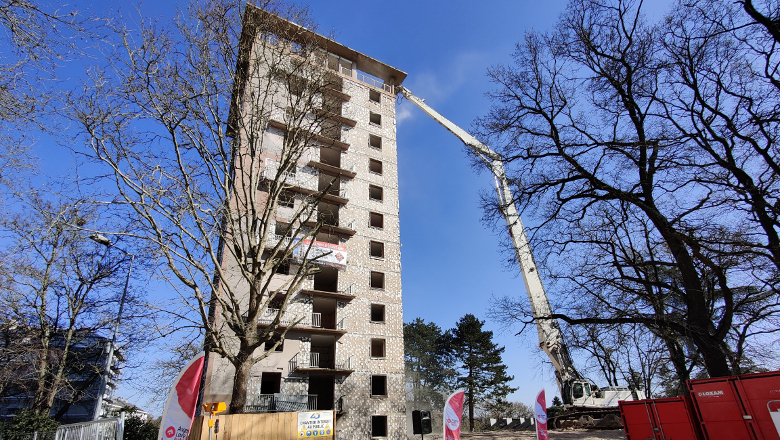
top-left (244, 393), bottom-right (317, 413)
top-left (263, 158), bottom-right (318, 192)
top-left (307, 151), bottom-right (356, 179)
top-left (301, 282), bottom-right (355, 301)
top-left (268, 108), bottom-right (350, 151)
top-left (289, 352), bottom-right (353, 374)
top-left (257, 309), bottom-right (346, 335)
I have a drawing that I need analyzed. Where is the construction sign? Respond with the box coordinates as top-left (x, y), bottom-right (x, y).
top-left (297, 411), bottom-right (334, 438)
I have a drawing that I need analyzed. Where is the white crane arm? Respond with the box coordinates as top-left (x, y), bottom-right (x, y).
top-left (397, 85), bottom-right (580, 386)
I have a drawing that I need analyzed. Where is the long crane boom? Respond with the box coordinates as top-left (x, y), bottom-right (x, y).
top-left (397, 85), bottom-right (581, 388)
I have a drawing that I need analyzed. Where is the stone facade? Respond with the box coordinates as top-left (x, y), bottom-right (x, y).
top-left (202, 7), bottom-right (407, 440)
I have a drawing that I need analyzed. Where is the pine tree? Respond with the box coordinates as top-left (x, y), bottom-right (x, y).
top-left (404, 318), bottom-right (455, 410)
top-left (451, 314), bottom-right (517, 431)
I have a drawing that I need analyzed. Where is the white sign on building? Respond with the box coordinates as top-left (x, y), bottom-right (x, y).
top-left (297, 411), bottom-right (334, 438)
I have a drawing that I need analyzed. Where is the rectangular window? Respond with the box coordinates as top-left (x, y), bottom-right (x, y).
top-left (369, 112), bottom-right (381, 126)
top-left (369, 134), bottom-right (382, 150)
top-left (371, 375), bottom-right (387, 396)
top-left (267, 333), bottom-right (284, 352)
top-left (370, 241), bottom-right (384, 259)
top-left (369, 185), bottom-right (383, 202)
top-left (372, 415), bottom-right (388, 438)
top-left (369, 212), bottom-right (384, 229)
top-left (274, 260), bottom-right (290, 275)
top-left (370, 271), bottom-right (385, 289)
top-left (278, 190), bottom-right (295, 209)
top-left (369, 89), bottom-right (381, 104)
top-left (369, 159), bottom-right (383, 175)
top-left (370, 338), bottom-right (386, 358)
top-left (371, 304), bottom-right (385, 322)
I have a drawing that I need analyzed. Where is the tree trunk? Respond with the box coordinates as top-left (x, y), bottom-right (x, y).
top-left (468, 387), bottom-right (474, 432)
top-left (229, 352), bottom-right (253, 414)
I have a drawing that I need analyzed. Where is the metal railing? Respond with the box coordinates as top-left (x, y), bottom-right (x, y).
top-left (336, 318), bottom-right (346, 331)
top-left (244, 393), bottom-right (317, 413)
top-left (339, 283), bottom-right (354, 296)
top-left (356, 72), bottom-right (393, 93)
top-left (51, 417), bottom-right (123, 440)
top-left (267, 233), bottom-right (293, 248)
top-left (289, 353), bottom-right (351, 372)
top-left (258, 309), bottom-right (321, 328)
top-left (264, 158), bottom-right (318, 191)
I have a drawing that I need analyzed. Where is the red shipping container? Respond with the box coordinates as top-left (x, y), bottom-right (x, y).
top-left (620, 396), bottom-right (702, 440)
top-left (688, 371), bottom-right (780, 440)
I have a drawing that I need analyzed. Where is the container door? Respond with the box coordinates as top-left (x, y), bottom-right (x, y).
top-left (690, 379), bottom-right (756, 440)
top-left (734, 374), bottom-right (780, 440)
top-left (620, 400), bottom-right (660, 440)
top-left (653, 397), bottom-right (702, 440)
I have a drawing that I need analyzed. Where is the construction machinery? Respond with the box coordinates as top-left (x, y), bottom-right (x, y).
top-left (397, 85), bottom-right (644, 429)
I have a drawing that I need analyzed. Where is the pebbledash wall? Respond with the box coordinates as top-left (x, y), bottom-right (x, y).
top-left (201, 5), bottom-right (408, 440)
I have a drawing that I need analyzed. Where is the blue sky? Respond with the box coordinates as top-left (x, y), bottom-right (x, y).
top-left (29, 0), bottom-right (675, 412)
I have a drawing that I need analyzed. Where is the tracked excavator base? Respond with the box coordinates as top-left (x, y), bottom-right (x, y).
top-left (551, 410), bottom-right (623, 430)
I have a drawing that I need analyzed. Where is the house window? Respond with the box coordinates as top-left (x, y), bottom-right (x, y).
top-left (371, 304), bottom-right (385, 322)
top-left (369, 159), bottom-right (383, 175)
top-left (370, 271), bottom-right (385, 289)
top-left (371, 415), bottom-right (388, 438)
top-left (274, 260), bottom-right (290, 275)
top-left (369, 112), bottom-right (381, 126)
top-left (370, 338), bottom-right (386, 358)
top-left (369, 212), bottom-right (384, 229)
top-left (369, 185), bottom-right (383, 202)
top-left (278, 190), bottom-right (295, 208)
top-left (371, 375), bottom-right (387, 396)
top-left (267, 333), bottom-right (284, 352)
top-left (369, 134), bottom-right (382, 150)
top-left (370, 241), bottom-right (384, 259)
top-left (369, 89), bottom-right (381, 104)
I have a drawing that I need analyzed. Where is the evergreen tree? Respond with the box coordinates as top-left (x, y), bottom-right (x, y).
top-left (404, 318), bottom-right (455, 410)
top-left (451, 314), bottom-right (517, 431)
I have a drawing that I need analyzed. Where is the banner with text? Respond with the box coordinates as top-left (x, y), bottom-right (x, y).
top-left (297, 411), bottom-right (334, 438)
top-left (294, 239), bottom-right (347, 270)
top-left (157, 352), bottom-right (205, 440)
top-left (535, 389), bottom-right (548, 440)
top-left (443, 389), bottom-right (466, 440)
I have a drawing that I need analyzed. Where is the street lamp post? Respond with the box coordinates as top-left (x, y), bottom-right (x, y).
top-left (89, 233), bottom-right (135, 420)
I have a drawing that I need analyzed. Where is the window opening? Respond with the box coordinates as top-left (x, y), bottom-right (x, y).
top-left (369, 212), bottom-right (384, 229)
top-left (369, 90), bottom-right (381, 104)
top-left (371, 375), bottom-right (387, 396)
top-left (370, 272), bottom-right (385, 289)
top-left (371, 415), bottom-right (388, 438)
top-left (370, 241), bottom-right (384, 259)
top-left (369, 112), bottom-right (381, 126)
top-left (370, 339), bottom-right (386, 358)
top-left (369, 134), bottom-right (382, 150)
top-left (371, 304), bottom-right (385, 322)
top-left (369, 185), bottom-right (383, 201)
top-left (369, 159), bottom-right (383, 175)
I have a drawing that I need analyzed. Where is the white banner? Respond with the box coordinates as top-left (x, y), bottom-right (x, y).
top-left (297, 411), bottom-right (334, 438)
top-left (294, 238), bottom-right (347, 270)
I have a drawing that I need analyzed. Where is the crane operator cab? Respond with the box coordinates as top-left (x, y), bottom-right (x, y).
top-left (562, 379), bottom-right (597, 406)
top-left (562, 379), bottom-right (644, 408)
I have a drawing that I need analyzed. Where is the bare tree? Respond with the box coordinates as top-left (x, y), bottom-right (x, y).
top-left (0, 0), bottom-right (101, 189)
top-left (71, 0), bottom-right (352, 413)
top-left (480, 0), bottom-right (780, 386)
top-left (0, 192), bottom-right (143, 418)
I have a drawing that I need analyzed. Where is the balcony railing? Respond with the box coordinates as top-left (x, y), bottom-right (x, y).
top-left (258, 309), bottom-right (322, 328)
top-left (339, 283), bottom-right (354, 297)
top-left (244, 393), bottom-right (317, 413)
top-left (356, 71), bottom-right (393, 93)
top-left (264, 158), bottom-right (318, 191)
top-left (289, 353), bottom-right (352, 372)
top-left (307, 152), bottom-right (355, 173)
top-left (266, 233), bottom-right (293, 248)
